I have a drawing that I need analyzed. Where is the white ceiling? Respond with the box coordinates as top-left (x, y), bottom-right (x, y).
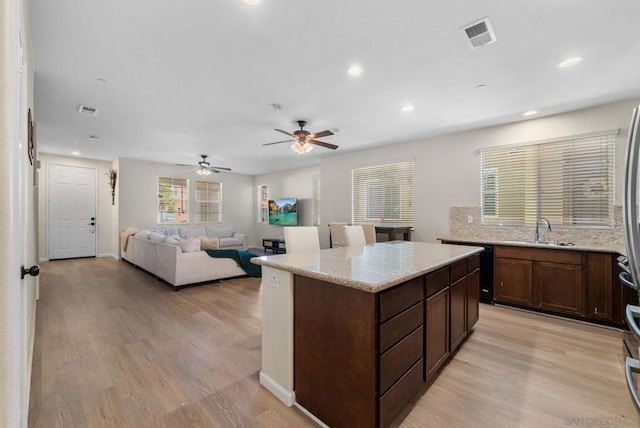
top-left (29, 0), bottom-right (640, 175)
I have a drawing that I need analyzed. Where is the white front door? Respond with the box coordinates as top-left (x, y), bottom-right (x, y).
top-left (48, 165), bottom-right (97, 259)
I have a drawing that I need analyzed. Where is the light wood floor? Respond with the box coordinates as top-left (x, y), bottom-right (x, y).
top-left (29, 258), bottom-right (639, 427)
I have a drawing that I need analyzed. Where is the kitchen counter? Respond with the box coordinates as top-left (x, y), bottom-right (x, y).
top-left (438, 235), bottom-right (626, 256)
top-left (251, 241), bottom-right (483, 427)
top-left (251, 240), bottom-right (482, 292)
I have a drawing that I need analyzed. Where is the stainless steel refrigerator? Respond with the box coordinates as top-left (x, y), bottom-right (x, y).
top-left (622, 104), bottom-right (640, 410)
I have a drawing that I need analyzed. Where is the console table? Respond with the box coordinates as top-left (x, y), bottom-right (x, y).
top-left (374, 225), bottom-right (413, 241)
top-left (263, 238), bottom-right (286, 254)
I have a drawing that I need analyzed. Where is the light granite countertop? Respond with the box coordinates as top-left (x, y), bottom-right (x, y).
top-left (250, 241), bottom-right (483, 293)
top-left (438, 235), bottom-right (626, 256)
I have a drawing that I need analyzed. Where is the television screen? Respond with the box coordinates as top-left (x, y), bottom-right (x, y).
top-left (268, 198), bottom-right (298, 226)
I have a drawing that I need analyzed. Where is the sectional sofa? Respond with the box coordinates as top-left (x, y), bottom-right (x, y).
top-left (120, 225), bottom-right (250, 290)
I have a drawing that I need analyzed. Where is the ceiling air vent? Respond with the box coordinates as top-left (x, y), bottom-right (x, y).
top-left (78, 104), bottom-right (99, 116)
top-left (462, 17), bottom-right (497, 49)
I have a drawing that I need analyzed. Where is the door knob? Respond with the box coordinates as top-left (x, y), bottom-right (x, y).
top-left (21, 265), bottom-right (40, 279)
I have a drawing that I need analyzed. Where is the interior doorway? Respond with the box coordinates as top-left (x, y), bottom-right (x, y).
top-left (48, 164), bottom-right (97, 259)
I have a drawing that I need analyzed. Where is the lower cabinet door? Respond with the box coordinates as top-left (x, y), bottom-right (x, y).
top-left (467, 269), bottom-right (480, 329)
top-left (426, 287), bottom-right (450, 380)
top-left (449, 277), bottom-right (467, 352)
top-left (535, 261), bottom-right (584, 315)
top-left (494, 258), bottom-right (533, 306)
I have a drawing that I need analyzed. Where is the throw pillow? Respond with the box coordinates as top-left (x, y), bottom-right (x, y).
top-left (177, 237), bottom-right (201, 252)
top-left (165, 235), bottom-right (182, 245)
top-left (200, 236), bottom-right (220, 250)
top-left (134, 229), bottom-right (151, 239)
top-left (149, 232), bottom-right (167, 242)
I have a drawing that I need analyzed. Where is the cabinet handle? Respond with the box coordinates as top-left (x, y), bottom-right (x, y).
top-left (594, 307), bottom-right (598, 314)
top-left (626, 357), bottom-right (640, 411)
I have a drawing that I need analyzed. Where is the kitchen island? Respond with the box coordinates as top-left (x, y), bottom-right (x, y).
top-left (251, 241), bottom-right (483, 427)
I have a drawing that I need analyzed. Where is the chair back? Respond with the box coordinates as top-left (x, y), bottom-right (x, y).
top-left (329, 222), bottom-right (348, 248)
top-left (359, 223), bottom-right (377, 244)
top-left (343, 225), bottom-right (367, 247)
top-left (283, 227), bottom-right (320, 253)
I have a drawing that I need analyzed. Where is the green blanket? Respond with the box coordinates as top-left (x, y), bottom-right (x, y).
top-left (205, 249), bottom-right (262, 278)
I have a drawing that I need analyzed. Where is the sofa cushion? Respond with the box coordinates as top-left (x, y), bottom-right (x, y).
top-left (148, 227), bottom-right (167, 235)
top-left (165, 236), bottom-right (182, 245)
top-left (207, 226), bottom-right (234, 238)
top-left (176, 238), bottom-right (201, 252)
top-left (149, 232), bottom-right (168, 242)
top-left (200, 236), bottom-right (220, 250)
top-left (219, 237), bottom-right (243, 247)
top-left (135, 229), bottom-right (151, 239)
top-left (180, 227), bottom-right (206, 239)
top-left (163, 226), bottom-right (180, 237)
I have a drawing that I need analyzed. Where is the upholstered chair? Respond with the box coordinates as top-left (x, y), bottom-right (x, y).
top-left (359, 223), bottom-right (377, 244)
top-left (283, 226), bottom-right (320, 253)
top-left (342, 225), bottom-right (367, 247)
top-left (329, 222), bottom-right (348, 248)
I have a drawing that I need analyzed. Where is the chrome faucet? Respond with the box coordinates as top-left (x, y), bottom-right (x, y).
top-left (534, 217), bottom-right (552, 243)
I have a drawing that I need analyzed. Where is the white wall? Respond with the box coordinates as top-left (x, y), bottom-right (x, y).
top-left (118, 157), bottom-right (255, 253)
top-left (319, 98), bottom-right (639, 248)
top-left (253, 165), bottom-right (320, 246)
top-left (38, 153), bottom-right (117, 260)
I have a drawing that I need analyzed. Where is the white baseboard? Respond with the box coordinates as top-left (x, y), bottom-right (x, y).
top-left (39, 258), bottom-right (48, 263)
top-left (97, 253), bottom-right (120, 260)
top-left (259, 371), bottom-right (295, 407)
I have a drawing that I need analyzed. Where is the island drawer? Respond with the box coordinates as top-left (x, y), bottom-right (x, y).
top-left (380, 277), bottom-right (424, 322)
top-left (426, 267), bottom-right (450, 297)
top-left (379, 326), bottom-right (423, 394)
top-left (450, 259), bottom-right (467, 283)
top-left (468, 254), bottom-right (480, 272)
top-left (379, 301), bottom-right (424, 353)
top-left (495, 245), bottom-right (582, 265)
top-left (379, 359), bottom-right (425, 428)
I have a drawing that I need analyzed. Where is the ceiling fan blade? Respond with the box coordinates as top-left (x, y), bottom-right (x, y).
top-left (309, 130), bottom-right (333, 139)
top-left (176, 163), bottom-right (197, 167)
top-left (263, 139), bottom-right (295, 146)
top-left (274, 128), bottom-right (295, 137)
top-left (186, 166), bottom-right (199, 171)
top-left (309, 139), bottom-right (339, 150)
top-left (210, 166), bottom-right (231, 171)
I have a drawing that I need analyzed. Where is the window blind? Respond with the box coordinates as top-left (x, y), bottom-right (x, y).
top-left (258, 184), bottom-right (268, 223)
top-left (195, 181), bottom-right (222, 223)
top-left (158, 177), bottom-right (189, 224)
top-left (352, 161), bottom-right (414, 225)
top-left (480, 132), bottom-right (615, 227)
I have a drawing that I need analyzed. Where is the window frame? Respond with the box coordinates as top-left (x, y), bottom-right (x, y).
top-left (480, 130), bottom-right (616, 228)
top-left (194, 180), bottom-right (222, 224)
top-left (351, 160), bottom-right (415, 225)
top-left (157, 176), bottom-right (189, 224)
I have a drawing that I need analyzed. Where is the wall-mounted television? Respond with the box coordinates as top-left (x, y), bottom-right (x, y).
top-left (268, 198), bottom-right (298, 226)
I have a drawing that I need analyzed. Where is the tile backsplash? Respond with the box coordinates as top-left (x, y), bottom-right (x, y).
top-left (450, 206), bottom-right (624, 249)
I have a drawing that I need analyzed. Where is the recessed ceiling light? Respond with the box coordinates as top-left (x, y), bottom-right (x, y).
top-left (401, 105), bottom-right (415, 113)
top-left (89, 135), bottom-right (99, 140)
top-left (71, 151), bottom-right (81, 156)
top-left (72, 141), bottom-right (79, 144)
top-left (96, 78), bottom-right (107, 83)
top-left (269, 103), bottom-right (281, 110)
top-left (557, 56), bottom-right (584, 68)
top-left (476, 84), bottom-right (487, 89)
top-left (244, 0), bottom-right (260, 5)
top-left (523, 110), bottom-right (538, 117)
top-left (347, 65), bottom-right (363, 76)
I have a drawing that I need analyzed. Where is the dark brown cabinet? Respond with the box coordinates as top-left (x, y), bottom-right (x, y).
top-left (449, 277), bottom-right (467, 352)
top-left (535, 261), bottom-right (584, 315)
top-left (586, 252), bottom-right (615, 322)
top-left (493, 245), bottom-right (625, 325)
top-left (426, 287), bottom-right (450, 379)
top-left (495, 257), bottom-right (533, 306)
top-left (294, 253), bottom-right (481, 427)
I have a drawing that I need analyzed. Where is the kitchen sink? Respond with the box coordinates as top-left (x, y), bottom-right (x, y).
top-left (501, 240), bottom-right (575, 247)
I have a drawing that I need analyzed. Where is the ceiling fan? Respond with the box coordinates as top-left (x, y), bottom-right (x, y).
top-left (263, 120), bottom-right (338, 153)
top-left (177, 155), bottom-right (231, 176)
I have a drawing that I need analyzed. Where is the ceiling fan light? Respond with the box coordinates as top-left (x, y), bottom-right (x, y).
top-left (197, 168), bottom-right (212, 176)
top-left (291, 141), bottom-right (313, 154)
